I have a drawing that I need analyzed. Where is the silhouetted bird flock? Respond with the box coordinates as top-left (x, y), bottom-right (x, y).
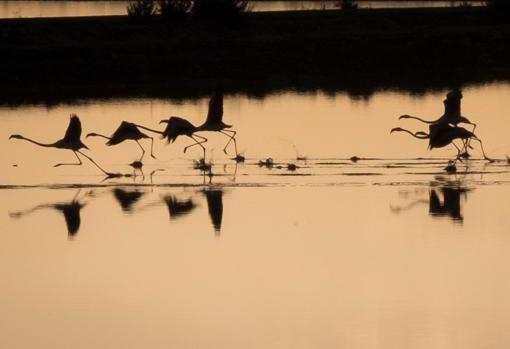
top-left (8, 88), bottom-right (499, 177)
top-left (391, 89), bottom-right (494, 172)
top-left (9, 86), bottom-right (242, 177)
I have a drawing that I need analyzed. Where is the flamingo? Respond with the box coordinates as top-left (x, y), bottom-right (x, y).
top-left (399, 90), bottom-right (476, 156)
top-left (399, 90), bottom-right (475, 129)
top-left (136, 86), bottom-right (240, 162)
top-left (194, 85), bottom-right (238, 156)
top-left (86, 121), bottom-right (156, 162)
top-left (9, 114), bottom-right (109, 175)
top-left (136, 116), bottom-right (208, 161)
top-left (390, 123), bottom-right (493, 167)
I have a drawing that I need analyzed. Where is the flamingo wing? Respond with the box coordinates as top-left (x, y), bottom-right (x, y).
top-left (63, 115), bottom-right (82, 143)
top-left (164, 117), bottom-right (196, 143)
top-left (108, 122), bottom-right (145, 145)
top-left (205, 88), bottom-right (223, 126)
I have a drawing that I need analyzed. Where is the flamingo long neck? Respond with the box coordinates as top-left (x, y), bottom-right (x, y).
top-left (398, 128), bottom-right (429, 139)
top-left (17, 136), bottom-right (57, 148)
top-left (134, 124), bottom-right (164, 135)
top-left (88, 133), bottom-right (111, 140)
top-left (404, 115), bottom-right (437, 124)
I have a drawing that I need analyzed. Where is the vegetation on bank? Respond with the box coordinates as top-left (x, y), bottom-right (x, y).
top-left (486, 0), bottom-right (510, 21)
top-left (0, 7), bottom-right (509, 104)
top-left (127, 0), bottom-right (248, 21)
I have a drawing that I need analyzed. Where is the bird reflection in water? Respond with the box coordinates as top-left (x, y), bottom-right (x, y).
top-left (203, 189), bottom-right (223, 234)
top-left (9, 190), bottom-right (88, 238)
top-left (163, 195), bottom-right (196, 220)
top-left (391, 178), bottom-right (470, 223)
top-left (8, 187), bottom-right (226, 238)
top-left (112, 188), bottom-right (146, 213)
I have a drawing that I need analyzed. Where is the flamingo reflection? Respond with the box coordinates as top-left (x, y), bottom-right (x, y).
top-left (9, 190), bottom-right (87, 237)
top-left (391, 181), bottom-right (470, 223)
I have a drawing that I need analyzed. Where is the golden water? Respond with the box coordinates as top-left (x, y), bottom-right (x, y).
top-left (1, 83), bottom-right (509, 348)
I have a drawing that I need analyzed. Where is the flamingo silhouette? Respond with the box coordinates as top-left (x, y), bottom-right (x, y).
top-left (399, 90), bottom-right (476, 156)
top-left (9, 114), bottom-right (109, 175)
top-left (399, 90), bottom-right (475, 129)
top-left (136, 117), bottom-right (208, 160)
top-left (194, 85), bottom-right (238, 156)
top-left (86, 121), bottom-right (156, 162)
top-left (136, 86), bottom-right (239, 162)
top-left (391, 123), bottom-right (493, 166)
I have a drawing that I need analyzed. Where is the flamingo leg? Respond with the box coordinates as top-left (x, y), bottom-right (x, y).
top-left (450, 142), bottom-right (466, 165)
top-left (76, 150), bottom-right (110, 175)
top-left (149, 137), bottom-right (156, 159)
top-left (54, 151), bottom-right (83, 167)
top-left (183, 135), bottom-right (208, 160)
top-left (136, 140), bottom-right (145, 162)
top-left (471, 137), bottom-right (494, 162)
top-left (220, 130), bottom-right (237, 155)
top-left (463, 122), bottom-right (477, 152)
top-left (452, 142), bottom-right (462, 158)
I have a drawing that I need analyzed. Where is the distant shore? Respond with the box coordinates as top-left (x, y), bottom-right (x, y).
top-left (0, 6), bottom-right (509, 104)
top-left (0, 0), bottom-right (486, 2)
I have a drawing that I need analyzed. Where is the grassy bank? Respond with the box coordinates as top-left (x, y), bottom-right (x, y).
top-left (0, 6), bottom-right (509, 104)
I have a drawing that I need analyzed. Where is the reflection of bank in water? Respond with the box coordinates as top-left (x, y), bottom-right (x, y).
top-left (391, 180), bottom-right (471, 223)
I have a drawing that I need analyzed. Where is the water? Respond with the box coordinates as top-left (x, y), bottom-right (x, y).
top-left (0, 1), bottom-right (485, 18)
top-left (2, 83), bottom-right (510, 348)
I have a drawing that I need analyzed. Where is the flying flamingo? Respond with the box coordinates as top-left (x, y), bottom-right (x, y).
top-left (399, 90), bottom-right (476, 156)
top-left (86, 121), bottom-right (156, 162)
top-left (399, 90), bottom-right (475, 129)
top-left (194, 85), bottom-right (238, 156)
top-left (136, 86), bottom-right (240, 162)
top-left (136, 116), bottom-right (208, 160)
top-left (9, 114), bottom-right (110, 175)
top-left (390, 123), bottom-right (493, 169)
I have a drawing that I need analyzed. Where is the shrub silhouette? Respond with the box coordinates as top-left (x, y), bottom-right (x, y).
top-left (192, 0), bottom-right (248, 21)
top-left (127, 0), bottom-right (157, 19)
top-left (158, 0), bottom-right (193, 19)
top-left (486, 0), bottom-right (510, 21)
top-left (340, 0), bottom-right (358, 10)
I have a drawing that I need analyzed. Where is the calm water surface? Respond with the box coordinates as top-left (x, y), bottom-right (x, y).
top-left (0, 1), bottom-right (485, 18)
top-left (1, 83), bottom-right (510, 348)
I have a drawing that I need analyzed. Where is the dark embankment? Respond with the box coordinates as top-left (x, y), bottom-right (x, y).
top-left (0, 6), bottom-right (509, 104)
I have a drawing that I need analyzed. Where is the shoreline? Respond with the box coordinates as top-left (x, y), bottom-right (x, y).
top-left (1, 7), bottom-right (509, 104)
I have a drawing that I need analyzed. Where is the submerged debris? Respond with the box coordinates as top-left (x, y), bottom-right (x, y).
top-left (129, 161), bottom-right (143, 170)
top-left (233, 154), bottom-right (245, 163)
top-left (258, 158), bottom-right (274, 168)
top-left (193, 158), bottom-right (212, 171)
top-left (444, 162), bottom-right (457, 174)
top-left (287, 163), bottom-right (297, 171)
